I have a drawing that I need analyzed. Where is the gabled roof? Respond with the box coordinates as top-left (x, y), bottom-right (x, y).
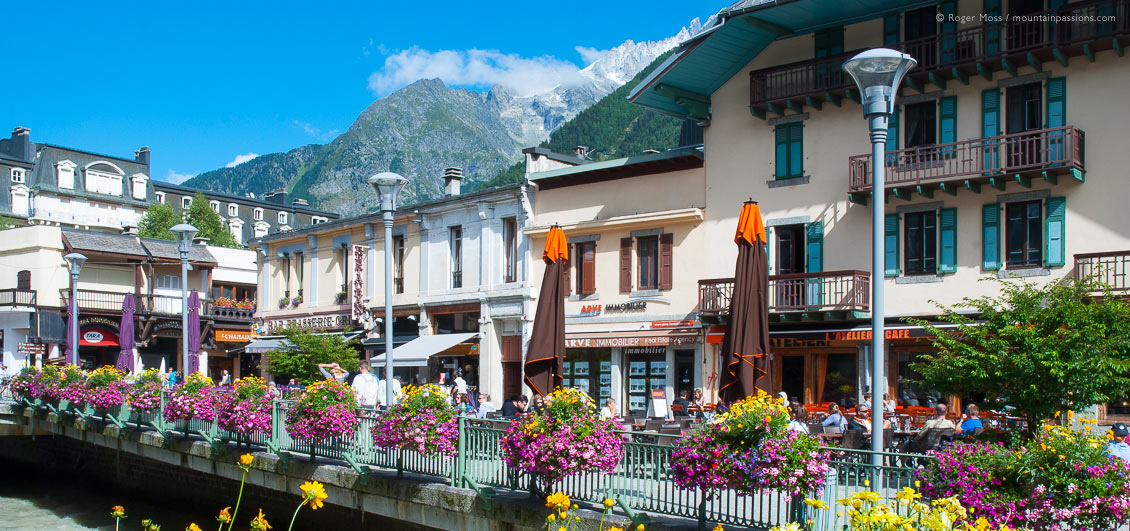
top-left (529, 146), bottom-right (703, 191)
top-left (629, 0), bottom-right (928, 119)
top-left (62, 229), bottom-right (147, 259)
top-left (522, 146), bottom-right (590, 166)
top-left (140, 237), bottom-right (217, 264)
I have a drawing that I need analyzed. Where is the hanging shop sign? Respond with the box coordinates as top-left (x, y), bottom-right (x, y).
top-left (78, 316), bottom-right (120, 332)
top-left (17, 342), bottom-right (45, 356)
top-left (264, 312), bottom-right (352, 334)
top-left (80, 327), bottom-right (119, 347)
top-left (650, 320), bottom-right (696, 329)
top-left (215, 329), bottom-right (254, 343)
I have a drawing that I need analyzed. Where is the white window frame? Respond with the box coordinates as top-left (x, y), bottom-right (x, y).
top-left (83, 161), bottom-right (125, 196)
top-left (156, 274), bottom-right (182, 290)
top-left (278, 211), bottom-right (288, 224)
top-left (253, 208), bottom-right (264, 221)
top-left (253, 221), bottom-right (269, 238)
top-left (10, 168), bottom-right (25, 183)
top-left (228, 204), bottom-right (238, 217)
top-left (55, 160), bottom-right (75, 189)
top-left (155, 191), bottom-right (166, 204)
top-left (182, 197), bottom-right (192, 209)
top-left (209, 200), bottom-right (220, 213)
top-left (130, 173), bottom-right (148, 200)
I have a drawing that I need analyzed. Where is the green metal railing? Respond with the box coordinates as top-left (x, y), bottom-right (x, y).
top-left (15, 396), bottom-right (932, 530)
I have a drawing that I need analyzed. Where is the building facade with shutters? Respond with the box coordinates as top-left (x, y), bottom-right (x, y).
top-left (630, 0), bottom-right (1130, 412)
top-left (527, 147), bottom-right (706, 416)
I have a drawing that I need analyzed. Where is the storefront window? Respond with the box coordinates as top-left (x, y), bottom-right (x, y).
top-left (818, 353), bottom-right (857, 406)
top-left (896, 352), bottom-right (944, 407)
top-left (563, 348), bottom-right (611, 406)
top-left (625, 347), bottom-right (666, 415)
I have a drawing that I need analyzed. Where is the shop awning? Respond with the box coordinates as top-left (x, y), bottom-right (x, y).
top-left (370, 332), bottom-right (479, 368)
top-left (242, 330), bottom-right (364, 354)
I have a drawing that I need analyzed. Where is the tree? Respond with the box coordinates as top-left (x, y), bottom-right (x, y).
top-left (186, 192), bottom-right (240, 248)
top-left (908, 277), bottom-right (1130, 438)
top-left (265, 326), bottom-right (361, 384)
top-left (0, 215), bottom-right (12, 230)
top-left (137, 203), bottom-right (178, 240)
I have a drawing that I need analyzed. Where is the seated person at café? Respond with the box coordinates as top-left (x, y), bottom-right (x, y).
top-left (954, 404), bottom-right (983, 437)
top-left (475, 393), bottom-right (497, 419)
top-left (847, 406), bottom-right (892, 434)
top-left (859, 392), bottom-right (873, 410)
top-left (1108, 423), bottom-right (1130, 462)
top-left (822, 403), bottom-right (848, 431)
top-left (672, 390), bottom-right (692, 413)
top-left (786, 404), bottom-right (809, 434)
top-left (501, 395), bottom-right (528, 417)
top-left (600, 398), bottom-right (618, 420)
top-left (692, 388), bottom-right (704, 407)
top-left (907, 403), bottom-right (956, 452)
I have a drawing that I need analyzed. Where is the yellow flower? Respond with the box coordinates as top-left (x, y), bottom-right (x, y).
top-left (545, 491), bottom-right (570, 510)
top-left (299, 481), bottom-right (328, 510)
top-left (572, 504), bottom-right (578, 511)
top-left (803, 498), bottom-right (829, 510)
top-left (547, 514), bottom-right (556, 522)
top-left (186, 524), bottom-right (202, 531)
top-left (713, 525), bottom-right (724, 531)
top-left (604, 498), bottom-right (616, 509)
top-left (637, 525), bottom-right (645, 531)
top-left (249, 509), bottom-right (272, 531)
top-left (239, 453), bottom-right (254, 468)
top-left (216, 507), bottom-right (232, 524)
top-left (608, 528), bottom-right (623, 531)
top-left (110, 505), bottom-right (126, 519)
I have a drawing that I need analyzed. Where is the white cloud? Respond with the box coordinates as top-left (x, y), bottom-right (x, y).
top-left (575, 45), bottom-right (609, 65)
top-left (164, 169), bottom-right (194, 184)
top-left (225, 152), bottom-right (259, 168)
top-left (368, 47), bottom-right (589, 97)
top-left (293, 121), bottom-right (340, 139)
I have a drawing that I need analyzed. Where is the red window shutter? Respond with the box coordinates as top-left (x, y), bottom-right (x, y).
top-left (659, 233), bottom-right (673, 290)
top-left (563, 244), bottom-right (571, 295)
top-left (581, 243), bottom-right (596, 295)
top-left (620, 238), bottom-right (633, 293)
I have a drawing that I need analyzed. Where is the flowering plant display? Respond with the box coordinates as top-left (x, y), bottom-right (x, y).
top-left (216, 376), bottom-right (273, 437)
top-left (372, 384), bottom-right (459, 456)
top-left (541, 491), bottom-right (638, 531)
top-left (769, 487), bottom-right (1016, 531)
top-left (10, 366), bottom-right (45, 401)
top-left (163, 373), bottom-right (217, 422)
top-left (501, 387), bottom-right (624, 484)
top-left (214, 297), bottom-right (254, 309)
top-left (127, 369), bottom-right (164, 413)
top-left (671, 390), bottom-right (830, 498)
top-left (78, 365), bottom-right (129, 410)
top-left (42, 364), bottom-right (86, 403)
top-left (278, 297), bottom-right (289, 309)
top-left (291, 294), bottom-right (303, 307)
top-left (284, 379), bottom-right (359, 443)
top-left (918, 422), bottom-right (1130, 531)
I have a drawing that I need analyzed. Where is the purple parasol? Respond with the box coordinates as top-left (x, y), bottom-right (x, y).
top-left (187, 290), bottom-right (202, 375)
top-left (65, 297), bottom-right (77, 365)
top-left (115, 295), bottom-right (136, 372)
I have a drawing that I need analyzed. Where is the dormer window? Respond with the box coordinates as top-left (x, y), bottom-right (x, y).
top-left (209, 200), bottom-right (220, 213)
top-left (10, 168), bottom-right (25, 183)
top-left (228, 204), bottom-right (238, 217)
top-left (182, 197), bottom-right (192, 209)
top-left (278, 211), bottom-right (288, 224)
top-left (253, 208), bottom-right (264, 221)
top-left (130, 173), bottom-right (148, 200)
top-left (55, 160), bottom-right (75, 189)
top-left (84, 161), bottom-right (125, 196)
top-left (155, 191), bottom-right (166, 204)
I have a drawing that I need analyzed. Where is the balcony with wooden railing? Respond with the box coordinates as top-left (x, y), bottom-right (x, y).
top-left (698, 270), bottom-right (870, 323)
top-left (0, 288), bottom-right (36, 308)
top-left (748, 0), bottom-right (1130, 118)
top-left (59, 290), bottom-right (235, 319)
top-left (847, 126), bottom-right (1085, 201)
top-left (1075, 251), bottom-right (1130, 293)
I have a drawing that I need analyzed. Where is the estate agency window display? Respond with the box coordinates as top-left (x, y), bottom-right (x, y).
top-left (626, 346), bottom-right (666, 415)
top-left (562, 348), bottom-right (611, 405)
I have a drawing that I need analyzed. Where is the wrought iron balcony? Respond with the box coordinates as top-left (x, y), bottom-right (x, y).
top-left (1075, 250), bottom-right (1130, 293)
top-left (848, 126), bottom-right (1085, 200)
top-left (212, 305), bottom-right (255, 320)
top-left (0, 288), bottom-right (36, 308)
top-left (749, 0), bottom-right (1130, 117)
top-left (698, 270), bottom-right (870, 322)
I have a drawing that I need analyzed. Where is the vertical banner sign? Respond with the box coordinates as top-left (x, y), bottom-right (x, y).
top-left (352, 245), bottom-right (366, 323)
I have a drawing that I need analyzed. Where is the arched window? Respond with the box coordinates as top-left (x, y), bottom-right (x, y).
top-left (84, 161), bottom-right (125, 196)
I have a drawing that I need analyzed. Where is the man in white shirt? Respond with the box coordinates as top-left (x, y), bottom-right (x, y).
top-left (454, 371), bottom-right (468, 396)
top-left (351, 362), bottom-right (380, 409)
top-left (377, 375), bottom-right (402, 407)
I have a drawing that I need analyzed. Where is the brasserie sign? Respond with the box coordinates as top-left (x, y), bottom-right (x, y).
top-left (264, 313), bottom-right (353, 334)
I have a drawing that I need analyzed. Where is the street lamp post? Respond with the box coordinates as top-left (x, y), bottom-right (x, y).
top-left (843, 48), bottom-right (916, 469)
top-left (368, 172), bottom-right (409, 408)
top-left (171, 223), bottom-right (199, 375)
top-left (64, 252), bottom-right (88, 366)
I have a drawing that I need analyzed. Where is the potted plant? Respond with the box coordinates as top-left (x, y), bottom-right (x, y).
top-left (278, 297), bottom-right (289, 309)
top-left (127, 368), bottom-right (164, 414)
top-left (372, 384), bottom-right (459, 457)
top-left (335, 291), bottom-right (347, 304)
top-left (163, 372), bottom-right (217, 425)
top-left (284, 379), bottom-right (359, 460)
top-left (291, 294), bottom-right (303, 307)
top-left (500, 388), bottom-right (624, 492)
top-left (216, 376), bottom-right (273, 440)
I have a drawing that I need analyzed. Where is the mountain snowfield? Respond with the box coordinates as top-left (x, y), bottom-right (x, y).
top-left (184, 20), bottom-right (703, 215)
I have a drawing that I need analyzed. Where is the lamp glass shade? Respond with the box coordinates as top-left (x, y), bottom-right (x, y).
top-left (842, 48), bottom-right (917, 115)
top-left (64, 252), bottom-right (88, 274)
top-left (170, 223), bottom-right (199, 253)
top-left (367, 172), bottom-right (409, 212)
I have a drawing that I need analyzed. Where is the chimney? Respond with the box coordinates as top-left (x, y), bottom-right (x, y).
top-left (573, 145), bottom-right (588, 159)
top-left (292, 198), bottom-right (309, 206)
top-left (443, 167), bottom-right (463, 196)
top-left (264, 189), bottom-right (287, 205)
top-left (8, 127), bottom-right (32, 162)
top-left (135, 146), bottom-right (151, 166)
top-left (122, 224), bottom-right (138, 236)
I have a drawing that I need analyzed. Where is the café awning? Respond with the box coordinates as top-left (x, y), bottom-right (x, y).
top-left (370, 332), bottom-right (479, 368)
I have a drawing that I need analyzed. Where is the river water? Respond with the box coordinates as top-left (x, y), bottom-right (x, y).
top-left (0, 461), bottom-right (249, 531)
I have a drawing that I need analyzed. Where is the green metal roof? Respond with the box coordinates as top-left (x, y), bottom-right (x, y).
top-left (529, 146), bottom-right (703, 187)
top-left (629, 0), bottom-right (932, 119)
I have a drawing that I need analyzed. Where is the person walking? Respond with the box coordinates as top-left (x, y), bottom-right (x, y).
top-left (351, 362), bottom-right (380, 409)
top-left (377, 375), bottom-right (402, 407)
top-left (218, 369), bottom-right (232, 386)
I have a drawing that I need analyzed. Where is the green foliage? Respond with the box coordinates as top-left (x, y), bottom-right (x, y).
top-left (908, 277), bottom-right (1130, 436)
top-left (137, 203), bottom-right (179, 240)
top-left (186, 192), bottom-right (241, 248)
top-left (0, 214), bottom-right (12, 230)
top-left (265, 326), bottom-right (360, 384)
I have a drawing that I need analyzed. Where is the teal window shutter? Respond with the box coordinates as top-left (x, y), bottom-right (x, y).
top-left (886, 106), bottom-right (900, 155)
top-left (982, 203), bottom-right (1001, 271)
top-left (775, 122), bottom-right (804, 179)
top-left (883, 14), bottom-right (900, 46)
top-left (884, 214), bottom-right (899, 277)
top-left (939, 96), bottom-right (957, 158)
top-left (806, 221), bottom-right (823, 273)
top-left (1046, 78), bottom-right (1066, 161)
top-left (982, 89), bottom-right (1001, 172)
top-left (1045, 197), bottom-right (1066, 267)
top-left (938, 208), bottom-right (958, 273)
top-left (775, 125), bottom-right (788, 179)
top-left (984, 0), bottom-right (1001, 55)
top-left (939, 1), bottom-right (958, 63)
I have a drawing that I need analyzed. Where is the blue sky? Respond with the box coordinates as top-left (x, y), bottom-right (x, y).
top-left (0, 1), bottom-right (710, 184)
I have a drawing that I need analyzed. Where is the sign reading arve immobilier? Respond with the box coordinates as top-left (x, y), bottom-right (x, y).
top-left (565, 335), bottom-right (697, 348)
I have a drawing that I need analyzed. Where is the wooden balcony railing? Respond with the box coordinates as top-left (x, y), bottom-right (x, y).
top-left (749, 0), bottom-right (1130, 116)
top-left (1075, 251), bottom-right (1130, 293)
top-left (60, 289), bottom-right (230, 317)
top-left (699, 270), bottom-right (871, 317)
top-left (848, 126), bottom-right (1084, 193)
top-left (0, 288), bottom-right (36, 307)
top-left (61, 289), bottom-right (135, 313)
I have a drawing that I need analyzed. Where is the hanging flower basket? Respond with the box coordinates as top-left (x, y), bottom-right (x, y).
top-left (217, 376), bottom-right (273, 437)
top-left (163, 373), bottom-right (217, 422)
top-left (372, 384), bottom-right (459, 457)
top-left (285, 380), bottom-right (359, 457)
top-left (127, 369), bottom-right (164, 413)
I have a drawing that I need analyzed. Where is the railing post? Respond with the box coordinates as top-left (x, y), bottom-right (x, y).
top-left (454, 413), bottom-right (467, 488)
top-left (819, 467), bottom-right (838, 530)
